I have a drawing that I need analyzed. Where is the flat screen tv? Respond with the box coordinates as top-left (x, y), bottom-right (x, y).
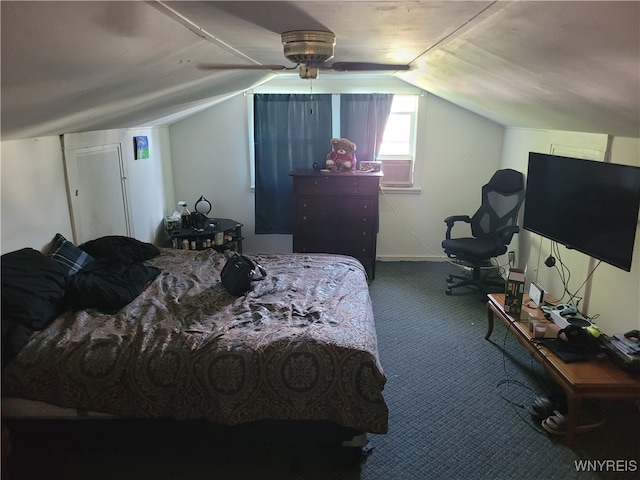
top-left (523, 152), bottom-right (640, 272)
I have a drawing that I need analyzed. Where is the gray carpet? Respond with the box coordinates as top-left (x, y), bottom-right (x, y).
top-left (365, 261), bottom-right (639, 480)
top-left (5, 261), bottom-right (639, 479)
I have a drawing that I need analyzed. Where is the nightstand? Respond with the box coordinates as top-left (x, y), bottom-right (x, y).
top-left (166, 218), bottom-right (243, 252)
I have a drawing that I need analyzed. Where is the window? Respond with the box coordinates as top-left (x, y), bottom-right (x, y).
top-left (377, 95), bottom-right (418, 187)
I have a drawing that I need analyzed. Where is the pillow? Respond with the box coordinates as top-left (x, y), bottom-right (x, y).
top-left (1, 248), bottom-right (69, 331)
top-left (78, 236), bottom-right (160, 263)
top-left (65, 258), bottom-right (160, 314)
top-left (46, 233), bottom-right (95, 275)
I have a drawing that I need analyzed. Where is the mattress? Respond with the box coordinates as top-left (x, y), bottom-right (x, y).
top-left (2, 249), bottom-right (388, 434)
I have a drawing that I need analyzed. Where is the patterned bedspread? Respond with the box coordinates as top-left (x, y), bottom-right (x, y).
top-left (2, 249), bottom-right (388, 434)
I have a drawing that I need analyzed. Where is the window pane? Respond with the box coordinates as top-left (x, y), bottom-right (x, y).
top-left (391, 95), bottom-right (418, 112)
top-left (378, 95), bottom-right (418, 187)
top-left (378, 113), bottom-right (411, 155)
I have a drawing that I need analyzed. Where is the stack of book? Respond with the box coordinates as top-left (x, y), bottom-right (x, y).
top-left (610, 335), bottom-right (640, 357)
top-left (601, 334), bottom-right (640, 374)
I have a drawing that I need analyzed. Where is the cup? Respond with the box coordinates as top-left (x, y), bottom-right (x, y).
top-left (533, 323), bottom-right (547, 338)
top-left (528, 315), bottom-right (538, 332)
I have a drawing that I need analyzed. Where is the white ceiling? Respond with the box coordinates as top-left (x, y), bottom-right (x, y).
top-left (2, 1), bottom-right (639, 141)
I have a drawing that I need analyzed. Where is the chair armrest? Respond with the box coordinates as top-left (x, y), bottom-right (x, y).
top-left (495, 224), bottom-right (520, 244)
top-left (444, 215), bottom-right (471, 239)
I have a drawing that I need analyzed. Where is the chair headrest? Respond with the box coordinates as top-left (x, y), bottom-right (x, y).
top-left (487, 169), bottom-right (524, 194)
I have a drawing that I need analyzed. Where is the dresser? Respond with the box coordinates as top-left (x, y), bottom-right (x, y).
top-left (290, 169), bottom-right (382, 279)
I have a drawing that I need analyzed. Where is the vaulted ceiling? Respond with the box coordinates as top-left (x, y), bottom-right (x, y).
top-left (2, 1), bottom-right (639, 141)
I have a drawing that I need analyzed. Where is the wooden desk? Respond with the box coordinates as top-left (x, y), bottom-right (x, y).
top-left (486, 293), bottom-right (640, 446)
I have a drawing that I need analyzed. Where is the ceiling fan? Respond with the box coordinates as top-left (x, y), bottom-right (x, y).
top-left (197, 30), bottom-right (411, 79)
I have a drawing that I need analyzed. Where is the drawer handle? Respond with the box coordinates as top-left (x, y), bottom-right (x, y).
top-left (302, 216), bottom-right (307, 220)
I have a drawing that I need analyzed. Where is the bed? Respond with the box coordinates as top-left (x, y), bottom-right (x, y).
top-left (1, 236), bottom-right (388, 446)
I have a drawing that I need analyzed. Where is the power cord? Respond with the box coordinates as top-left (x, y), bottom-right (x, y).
top-left (497, 321), bottom-right (548, 437)
top-left (546, 241), bottom-right (602, 321)
top-left (548, 241), bottom-right (573, 304)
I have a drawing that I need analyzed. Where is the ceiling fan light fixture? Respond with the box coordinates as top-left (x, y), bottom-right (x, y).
top-left (299, 65), bottom-right (319, 79)
top-left (281, 30), bottom-right (336, 64)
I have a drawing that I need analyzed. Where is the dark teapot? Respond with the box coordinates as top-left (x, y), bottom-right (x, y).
top-left (191, 212), bottom-right (209, 231)
top-left (194, 195), bottom-right (212, 216)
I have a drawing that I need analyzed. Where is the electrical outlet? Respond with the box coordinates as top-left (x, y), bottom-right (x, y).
top-left (508, 251), bottom-right (516, 265)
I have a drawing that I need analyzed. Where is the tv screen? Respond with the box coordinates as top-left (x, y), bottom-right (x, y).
top-left (523, 152), bottom-right (640, 272)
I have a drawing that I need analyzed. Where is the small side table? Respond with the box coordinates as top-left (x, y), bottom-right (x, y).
top-left (166, 218), bottom-right (243, 252)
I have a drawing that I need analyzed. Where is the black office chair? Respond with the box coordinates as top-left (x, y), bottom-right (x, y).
top-left (442, 168), bottom-right (525, 296)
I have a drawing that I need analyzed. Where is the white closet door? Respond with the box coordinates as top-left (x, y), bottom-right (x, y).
top-left (65, 143), bottom-right (131, 244)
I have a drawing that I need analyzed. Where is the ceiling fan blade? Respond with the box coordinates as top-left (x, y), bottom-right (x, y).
top-left (196, 63), bottom-right (291, 71)
top-left (324, 62), bottom-right (411, 72)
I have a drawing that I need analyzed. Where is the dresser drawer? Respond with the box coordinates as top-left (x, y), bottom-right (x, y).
top-left (293, 226), bottom-right (376, 258)
top-left (294, 175), bottom-right (380, 196)
top-left (294, 197), bottom-right (333, 223)
top-left (295, 196), bottom-right (377, 225)
top-left (340, 198), bottom-right (377, 224)
top-left (335, 228), bottom-right (377, 258)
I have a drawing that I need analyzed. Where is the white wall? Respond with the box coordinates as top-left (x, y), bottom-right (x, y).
top-left (168, 94), bottom-right (264, 251)
top-left (1, 136), bottom-right (72, 253)
top-left (589, 137), bottom-right (640, 335)
top-left (168, 83), bottom-right (505, 258)
top-left (378, 94), bottom-right (504, 260)
top-left (501, 129), bottom-right (639, 335)
top-left (1, 127), bottom-right (174, 254)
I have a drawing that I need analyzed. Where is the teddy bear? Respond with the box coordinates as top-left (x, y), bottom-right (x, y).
top-left (326, 137), bottom-right (357, 172)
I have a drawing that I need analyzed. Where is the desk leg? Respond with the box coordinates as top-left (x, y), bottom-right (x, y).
top-left (485, 305), bottom-right (494, 340)
top-left (565, 394), bottom-right (580, 447)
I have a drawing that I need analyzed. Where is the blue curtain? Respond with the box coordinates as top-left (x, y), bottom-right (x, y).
top-left (254, 94), bottom-right (332, 234)
top-left (340, 94), bottom-right (394, 164)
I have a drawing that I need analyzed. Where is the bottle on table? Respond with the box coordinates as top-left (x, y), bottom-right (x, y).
top-left (178, 201), bottom-right (191, 228)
